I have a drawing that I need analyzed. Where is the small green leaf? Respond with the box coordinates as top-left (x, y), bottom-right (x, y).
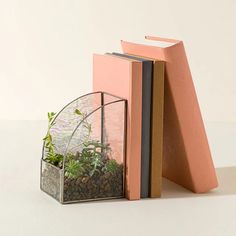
top-left (48, 112), bottom-right (56, 123)
top-left (75, 109), bottom-right (82, 115)
top-left (65, 159), bottom-right (85, 179)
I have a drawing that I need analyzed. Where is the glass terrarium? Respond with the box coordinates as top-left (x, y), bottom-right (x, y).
top-left (40, 92), bottom-right (127, 204)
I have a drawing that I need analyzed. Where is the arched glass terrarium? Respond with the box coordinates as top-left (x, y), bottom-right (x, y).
top-left (40, 92), bottom-right (127, 204)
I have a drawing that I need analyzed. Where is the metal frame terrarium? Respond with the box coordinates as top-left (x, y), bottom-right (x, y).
top-left (40, 91), bottom-right (127, 204)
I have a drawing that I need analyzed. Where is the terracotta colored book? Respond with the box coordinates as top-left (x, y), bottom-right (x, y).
top-left (121, 36), bottom-right (218, 193)
top-left (111, 52), bottom-right (153, 198)
top-left (117, 54), bottom-right (165, 198)
top-left (93, 54), bottom-right (142, 200)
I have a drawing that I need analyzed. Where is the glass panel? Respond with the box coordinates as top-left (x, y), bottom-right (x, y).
top-left (41, 92), bottom-right (126, 203)
top-left (43, 92), bottom-right (102, 160)
top-left (63, 100), bottom-right (125, 202)
top-left (41, 161), bottom-right (62, 202)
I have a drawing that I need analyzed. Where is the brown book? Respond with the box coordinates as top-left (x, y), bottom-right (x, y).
top-left (150, 60), bottom-right (164, 197)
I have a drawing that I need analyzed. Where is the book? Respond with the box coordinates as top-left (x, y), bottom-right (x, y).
top-left (112, 53), bottom-right (164, 198)
top-left (121, 36), bottom-right (218, 193)
top-left (93, 53), bottom-right (142, 200)
top-left (149, 58), bottom-right (164, 198)
top-left (111, 52), bottom-right (153, 198)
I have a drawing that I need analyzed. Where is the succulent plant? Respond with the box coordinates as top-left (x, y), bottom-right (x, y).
top-left (103, 159), bottom-right (120, 174)
top-left (65, 159), bottom-right (84, 179)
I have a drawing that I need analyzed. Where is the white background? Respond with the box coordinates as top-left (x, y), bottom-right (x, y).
top-left (0, 1), bottom-right (235, 236)
top-left (0, 0), bottom-right (235, 122)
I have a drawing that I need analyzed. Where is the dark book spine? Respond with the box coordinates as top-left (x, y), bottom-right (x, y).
top-left (140, 61), bottom-right (152, 198)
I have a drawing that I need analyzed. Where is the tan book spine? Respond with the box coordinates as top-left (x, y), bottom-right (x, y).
top-left (150, 61), bottom-right (164, 197)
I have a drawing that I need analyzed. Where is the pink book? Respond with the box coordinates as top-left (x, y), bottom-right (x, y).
top-left (93, 54), bottom-right (142, 200)
top-left (121, 36), bottom-right (218, 193)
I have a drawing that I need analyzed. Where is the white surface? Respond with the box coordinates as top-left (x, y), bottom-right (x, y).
top-left (0, 0), bottom-right (236, 122)
top-left (0, 121), bottom-right (235, 236)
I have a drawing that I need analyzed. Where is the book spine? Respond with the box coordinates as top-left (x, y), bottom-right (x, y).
top-left (140, 61), bottom-right (152, 198)
top-left (150, 61), bottom-right (164, 197)
top-left (127, 61), bottom-right (142, 200)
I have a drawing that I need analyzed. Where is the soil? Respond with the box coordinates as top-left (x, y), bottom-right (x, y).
top-left (63, 165), bottom-right (123, 202)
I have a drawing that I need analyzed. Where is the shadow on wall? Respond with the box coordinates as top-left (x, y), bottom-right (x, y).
top-left (162, 166), bottom-right (236, 198)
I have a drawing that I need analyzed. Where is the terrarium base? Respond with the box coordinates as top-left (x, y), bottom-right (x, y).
top-left (63, 168), bottom-right (123, 202)
top-left (40, 160), bottom-right (124, 204)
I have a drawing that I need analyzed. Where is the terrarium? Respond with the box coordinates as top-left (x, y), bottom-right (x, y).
top-left (40, 92), bottom-right (127, 203)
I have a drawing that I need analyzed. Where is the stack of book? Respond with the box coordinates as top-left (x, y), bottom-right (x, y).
top-left (93, 36), bottom-right (218, 200)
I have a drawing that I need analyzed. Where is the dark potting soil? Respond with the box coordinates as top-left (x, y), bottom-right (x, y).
top-left (63, 166), bottom-right (123, 202)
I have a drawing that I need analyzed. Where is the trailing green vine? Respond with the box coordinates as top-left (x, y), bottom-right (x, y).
top-left (43, 112), bottom-right (63, 167)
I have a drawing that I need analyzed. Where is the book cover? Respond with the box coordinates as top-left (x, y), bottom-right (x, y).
top-left (121, 36), bottom-right (218, 193)
top-left (111, 52), bottom-right (152, 198)
top-left (93, 54), bottom-right (142, 200)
